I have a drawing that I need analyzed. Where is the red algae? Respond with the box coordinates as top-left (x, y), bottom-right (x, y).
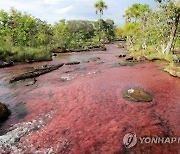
top-left (0, 42), bottom-right (180, 153)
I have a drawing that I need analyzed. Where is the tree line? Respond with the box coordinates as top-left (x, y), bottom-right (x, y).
top-left (0, 8), bottom-right (115, 62)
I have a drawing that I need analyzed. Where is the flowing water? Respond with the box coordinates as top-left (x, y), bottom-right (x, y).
top-left (0, 42), bottom-right (179, 153)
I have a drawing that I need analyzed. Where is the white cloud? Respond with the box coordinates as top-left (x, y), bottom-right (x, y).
top-left (41, 0), bottom-right (63, 5)
top-left (0, 0), bottom-right (41, 14)
top-left (55, 5), bottom-right (73, 14)
top-left (0, 0), bottom-right (156, 25)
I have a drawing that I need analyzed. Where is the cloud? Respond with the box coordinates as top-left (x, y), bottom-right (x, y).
top-left (0, 0), bottom-right (157, 25)
top-left (41, 0), bottom-right (62, 5)
top-left (55, 5), bottom-right (73, 14)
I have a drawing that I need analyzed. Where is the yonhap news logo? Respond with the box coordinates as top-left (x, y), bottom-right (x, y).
top-left (123, 133), bottom-right (138, 148)
top-left (123, 133), bottom-right (180, 148)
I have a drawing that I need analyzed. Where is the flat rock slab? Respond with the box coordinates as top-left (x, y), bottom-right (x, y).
top-left (10, 63), bottom-right (64, 83)
top-left (0, 102), bottom-right (11, 122)
top-left (65, 62), bottom-right (80, 65)
top-left (122, 88), bottom-right (153, 102)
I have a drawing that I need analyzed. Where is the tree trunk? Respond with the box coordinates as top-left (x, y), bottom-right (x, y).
top-left (165, 11), bottom-right (180, 55)
top-left (99, 13), bottom-right (102, 42)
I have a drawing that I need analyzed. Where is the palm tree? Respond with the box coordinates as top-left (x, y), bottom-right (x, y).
top-left (94, 0), bottom-right (108, 41)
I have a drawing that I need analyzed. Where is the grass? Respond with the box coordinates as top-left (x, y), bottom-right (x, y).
top-left (129, 45), bottom-right (180, 63)
top-left (0, 39), bottom-right (105, 63)
top-left (0, 46), bottom-right (52, 62)
top-left (164, 62), bottom-right (180, 78)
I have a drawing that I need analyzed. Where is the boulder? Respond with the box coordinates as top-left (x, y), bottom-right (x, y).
top-left (122, 88), bottom-right (153, 102)
top-left (0, 102), bottom-right (11, 122)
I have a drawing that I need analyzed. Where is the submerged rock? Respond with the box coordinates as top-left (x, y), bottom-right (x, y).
top-left (119, 61), bottom-right (140, 66)
top-left (122, 88), bottom-right (153, 102)
top-left (15, 102), bottom-right (28, 119)
top-left (88, 57), bottom-right (101, 62)
top-left (0, 102), bottom-right (11, 122)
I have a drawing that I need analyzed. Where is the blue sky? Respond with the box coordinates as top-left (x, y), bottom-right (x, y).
top-left (0, 0), bottom-right (157, 26)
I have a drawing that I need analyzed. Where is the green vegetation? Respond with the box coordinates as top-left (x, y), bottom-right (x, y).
top-left (0, 8), bottom-right (53, 62)
top-left (0, 5), bottom-right (115, 63)
top-left (116, 0), bottom-right (180, 64)
top-left (94, 0), bottom-right (108, 41)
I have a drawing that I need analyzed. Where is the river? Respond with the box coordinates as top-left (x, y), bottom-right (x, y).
top-left (0, 42), bottom-right (179, 153)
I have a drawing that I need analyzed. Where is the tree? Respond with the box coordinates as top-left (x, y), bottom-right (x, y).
top-left (94, 0), bottom-right (108, 41)
top-left (115, 27), bottom-right (125, 40)
top-left (67, 20), bottom-right (94, 42)
top-left (155, 0), bottom-right (180, 54)
top-left (124, 22), bottom-right (140, 48)
top-left (124, 4), bottom-right (151, 23)
top-left (53, 20), bottom-right (71, 50)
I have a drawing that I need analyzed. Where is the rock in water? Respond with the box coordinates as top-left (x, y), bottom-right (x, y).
top-left (0, 61), bottom-right (14, 68)
top-left (10, 63), bottom-right (64, 83)
top-left (122, 88), bottom-right (153, 102)
top-left (65, 62), bottom-right (80, 65)
top-left (119, 54), bottom-right (126, 58)
top-left (0, 102), bottom-right (11, 122)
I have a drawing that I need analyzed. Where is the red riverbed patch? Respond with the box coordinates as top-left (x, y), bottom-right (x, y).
top-left (0, 42), bottom-right (179, 153)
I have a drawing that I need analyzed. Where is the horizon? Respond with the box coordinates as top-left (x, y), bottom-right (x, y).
top-left (0, 0), bottom-right (157, 26)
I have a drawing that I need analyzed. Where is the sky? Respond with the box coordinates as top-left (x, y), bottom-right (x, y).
top-left (0, 0), bottom-right (157, 26)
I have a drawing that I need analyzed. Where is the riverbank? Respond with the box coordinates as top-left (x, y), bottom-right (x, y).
top-left (0, 43), bottom-right (107, 68)
top-left (121, 44), bottom-right (180, 78)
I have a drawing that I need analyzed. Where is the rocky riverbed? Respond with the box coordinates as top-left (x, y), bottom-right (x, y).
top-left (0, 42), bottom-right (179, 153)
